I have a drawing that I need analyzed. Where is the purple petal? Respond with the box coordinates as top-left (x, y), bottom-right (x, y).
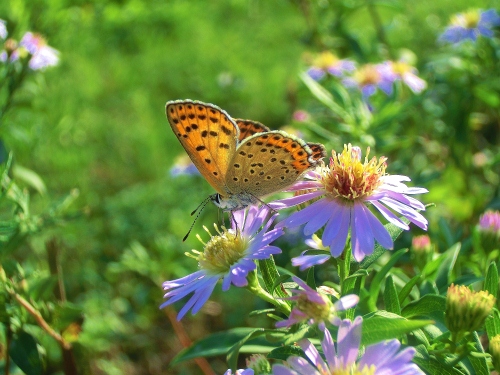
top-left (292, 254), bottom-right (331, 270)
top-left (351, 203), bottom-right (375, 261)
top-left (333, 294), bottom-right (360, 311)
top-left (371, 200), bottom-right (409, 230)
top-left (272, 365), bottom-right (297, 375)
top-left (303, 200), bottom-right (336, 235)
top-left (277, 198), bottom-right (328, 228)
top-left (322, 327), bottom-right (339, 369)
top-left (299, 339), bottom-right (327, 369)
top-left (326, 206), bottom-right (351, 257)
top-left (270, 190), bottom-right (323, 210)
top-left (363, 204), bottom-right (393, 249)
top-left (337, 317), bottom-right (362, 367)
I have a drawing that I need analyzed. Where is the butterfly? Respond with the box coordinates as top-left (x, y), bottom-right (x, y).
top-left (166, 99), bottom-right (326, 211)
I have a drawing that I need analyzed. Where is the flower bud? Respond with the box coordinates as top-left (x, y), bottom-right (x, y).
top-left (445, 284), bottom-right (495, 334)
top-left (490, 335), bottom-right (500, 372)
top-left (477, 210), bottom-right (500, 253)
top-left (411, 234), bottom-right (433, 270)
top-left (245, 354), bottom-right (271, 375)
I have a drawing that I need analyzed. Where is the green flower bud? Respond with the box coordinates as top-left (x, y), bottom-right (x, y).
top-left (445, 284), bottom-right (495, 335)
top-left (246, 354), bottom-right (271, 375)
top-left (490, 335), bottom-right (500, 372)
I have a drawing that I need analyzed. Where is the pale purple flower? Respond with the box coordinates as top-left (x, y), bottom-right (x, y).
top-left (170, 154), bottom-right (200, 177)
top-left (440, 9), bottom-right (500, 44)
top-left (20, 32), bottom-right (59, 70)
top-left (0, 19), bottom-right (7, 40)
top-left (342, 63), bottom-right (396, 98)
top-left (307, 51), bottom-right (355, 81)
top-left (271, 145), bottom-right (428, 263)
top-left (272, 316), bottom-right (425, 375)
top-left (224, 369), bottom-right (254, 375)
top-left (379, 61), bottom-right (427, 94)
top-left (161, 205), bottom-right (284, 320)
top-left (276, 276), bottom-right (358, 329)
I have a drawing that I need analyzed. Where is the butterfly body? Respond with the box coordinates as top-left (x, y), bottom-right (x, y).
top-left (166, 99), bottom-right (325, 211)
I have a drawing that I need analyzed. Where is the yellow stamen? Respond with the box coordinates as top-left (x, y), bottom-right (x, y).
top-left (319, 144), bottom-right (387, 203)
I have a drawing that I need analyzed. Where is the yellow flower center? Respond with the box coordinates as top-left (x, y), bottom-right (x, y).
top-left (354, 65), bottom-right (381, 85)
top-left (317, 364), bottom-right (376, 375)
top-left (295, 293), bottom-right (331, 322)
top-left (195, 226), bottom-right (248, 274)
top-left (391, 61), bottom-right (411, 76)
top-left (451, 10), bottom-right (480, 28)
top-left (319, 144), bottom-right (387, 203)
top-left (313, 51), bottom-right (340, 69)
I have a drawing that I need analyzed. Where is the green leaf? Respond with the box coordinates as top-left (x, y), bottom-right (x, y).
top-left (361, 311), bottom-right (433, 346)
top-left (434, 243), bottom-right (461, 291)
top-left (401, 294), bottom-right (446, 320)
top-left (384, 276), bottom-right (401, 315)
top-left (9, 331), bottom-right (43, 375)
top-left (413, 345), bottom-right (462, 375)
top-left (170, 328), bottom-right (273, 365)
top-left (467, 332), bottom-right (489, 375)
top-left (12, 164), bottom-right (47, 195)
top-left (398, 275), bottom-right (421, 305)
top-left (227, 329), bottom-right (269, 370)
top-left (267, 345), bottom-right (303, 361)
top-left (368, 249), bottom-right (408, 308)
top-left (306, 267), bottom-right (316, 290)
top-left (485, 308), bottom-right (500, 339)
top-left (484, 262), bottom-right (498, 298)
top-left (259, 258), bottom-right (288, 300)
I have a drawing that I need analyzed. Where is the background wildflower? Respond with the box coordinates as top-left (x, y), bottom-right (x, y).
top-left (307, 51), bottom-right (355, 81)
top-left (20, 31), bottom-right (59, 70)
top-left (272, 316), bottom-right (424, 375)
top-left (274, 145), bottom-right (428, 262)
top-left (439, 9), bottom-right (500, 43)
top-left (380, 60), bottom-right (427, 94)
top-left (160, 206), bottom-right (283, 319)
top-left (0, 19), bottom-right (7, 40)
top-left (342, 63), bottom-right (395, 98)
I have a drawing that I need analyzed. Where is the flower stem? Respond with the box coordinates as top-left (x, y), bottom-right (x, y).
top-left (246, 270), bottom-right (291, 315)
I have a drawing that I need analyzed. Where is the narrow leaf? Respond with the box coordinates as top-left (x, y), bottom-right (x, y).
top-left (468, 332), bottom-right (489, 375)
top-left (384, 276), bottom-right (401, 315)
top-left (259, 258), bottom-right (288, 300)
top-left (484, 262), bottom-right (499, 298)
top-left (401, 294), bottom-right (446, 320)
top-left (368, 249), bottom-right (408, 304)
top-left (398, 275), bottom-right (421, 304)
top-left (485, 309), bottom-right (500, 339)
top-left (361, 311), bottom-right (432, 346)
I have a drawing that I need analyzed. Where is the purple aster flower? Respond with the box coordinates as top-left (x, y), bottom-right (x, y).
top-left (224, 369), bottom-right (254, 375)
top-left (161, 205), bottom-right (284, 320)
top-left (440, 9), bottom-right (500, 44)
top-left (272, 316), bottom-right (425, 375)
top-left (271, 144), bottom-right (428, 262)
top-left (342, 63), bottom-right (396, 98)
top-left (379, 61), bottom-right (427, 94)
top-left (276, 276), bottom-right (358, 330)
top-left (0, 19), bottom-right (7, 40)
top-left (170, 154), bottom-right (200, 177)
top-left (307, 51), bottom-right (355, 81)
top-left (19, 32), bottom-right (59, 70)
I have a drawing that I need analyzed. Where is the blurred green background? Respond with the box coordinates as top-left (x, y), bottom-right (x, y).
top-left (1, 0), bottom-right (499, 374)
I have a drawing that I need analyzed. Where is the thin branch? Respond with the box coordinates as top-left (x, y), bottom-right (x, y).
top-left (165, 307), bottom-right (215, 375)
top-left (12, 293), bottom-right (72, 350)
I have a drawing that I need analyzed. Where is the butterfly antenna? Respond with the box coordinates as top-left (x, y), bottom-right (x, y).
top-left (183, 197), bottom-right (211, 242)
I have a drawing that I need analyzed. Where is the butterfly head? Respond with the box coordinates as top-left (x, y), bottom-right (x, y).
top-left (210, 192), bottom-right (259, 211)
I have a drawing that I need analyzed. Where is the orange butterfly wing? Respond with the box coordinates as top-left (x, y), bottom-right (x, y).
top-left (166, 100), bottom-right (239, 195)
top-left (234, 119), bottom-right (270, 141)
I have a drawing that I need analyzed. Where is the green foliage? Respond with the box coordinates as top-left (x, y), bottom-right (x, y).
top-left (0, 0), bottom-right (500, 374)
